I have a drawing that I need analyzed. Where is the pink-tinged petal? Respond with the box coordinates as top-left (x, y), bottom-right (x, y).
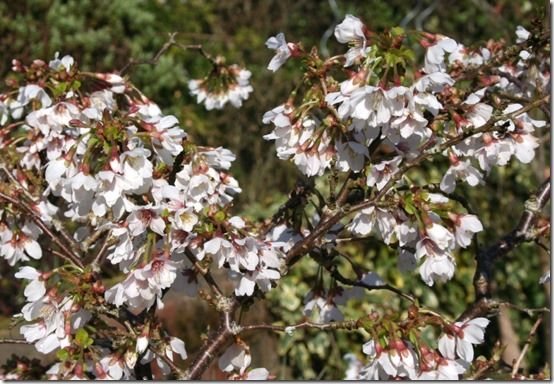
top-left (379, 353), bottom-right (397, 377)
top-left (462, 318), bottom-right (490, 344)
top-left (235, 276), bottom-right (256, 296)
top-left (362, 340), bottom-right (377, 358)
top-left (461, 215), bottom-right (483, 233)
top-left (20, 322), bottom-right (47, 342)
top-left (440, 168), bottom-right (457, 194)
top-left (24, 239), bottom-right (42, 259)
top-left (158, 115), bottom-right (179, 130)
top-left (439, 37), bottom-right (458, 52)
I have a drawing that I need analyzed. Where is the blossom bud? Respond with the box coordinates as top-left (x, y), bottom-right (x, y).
top-left (92, 280), bottom-right (105, 294)
top-left (407, 305), bottom-right (418, 319)
top-left (94, 362), bottom-right (107, 379)
top-left (70, 302), bottom-right (81, 313)
top-left (32, 59), bottom-right (46, 68)
top-left (74, 363), bottom-right (84, 378)
top-left (125, 350), bottom-right (138, 369)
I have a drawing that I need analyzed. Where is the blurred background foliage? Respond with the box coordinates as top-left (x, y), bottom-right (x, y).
top-left (0, 0), bottom-right (550, 380)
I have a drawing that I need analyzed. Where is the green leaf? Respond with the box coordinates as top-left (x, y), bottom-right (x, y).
top-left (214, 211), bottom-right (226, 223)
top-left (75, 328), bottom-right (89, 347)
top-left (56, 348), bottom-right (69, 361)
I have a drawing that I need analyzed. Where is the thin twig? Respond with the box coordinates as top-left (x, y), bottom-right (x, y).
top-left (119, 33), bottom-right (178, 75)
top-left (91, 234), bottom-right (112, 270)
top-left (459, 177), bottom-right (551, 321)
top-left (0, 191), bottom-right (84, 269)
top-left (0, 165), bottom-right (82, 254)
top-left (150, 346), bottom-right (187, 379)
top-left (240, 319), bottom-right (359, 333)
top-left (0, 338), bottom-right (32, 344)
top-left (511, 316), bottom-right (543, 377)
top-left (184, 248), bottom-right (223, 298)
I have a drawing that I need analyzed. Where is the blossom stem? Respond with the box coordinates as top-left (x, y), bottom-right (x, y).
top-left (0, 191), bottom-right (84, 269)
top-left (0, 165), bottom-right (83, 255)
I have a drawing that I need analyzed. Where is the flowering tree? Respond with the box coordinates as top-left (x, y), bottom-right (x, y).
top-left (0, 11), bottom-right (550, 380)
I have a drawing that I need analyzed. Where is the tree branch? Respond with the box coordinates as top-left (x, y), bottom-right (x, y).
top-left (119, 33), bottom-right (178, 75)
top-left (458, 177), bottom-right (551, 321)
top-left (0, 191), bottom-right (84, 269)
top-left (511, 316), bottom-right (543, 378)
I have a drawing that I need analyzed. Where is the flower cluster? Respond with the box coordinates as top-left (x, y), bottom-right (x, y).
top-left (0, 53), bottom-right (276, 375)
top-left (262, 15), bottom-right (546, 288)
top-left (188, 60), bottom-right (253, 110)
top-left (344, 317), bottom-right (489, 380)
top-left (0, 10), bottom-right (548, 381)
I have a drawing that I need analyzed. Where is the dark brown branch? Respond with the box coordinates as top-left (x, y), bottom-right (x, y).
top-left (184, 248), bottom-right (223, 298)
top-left (458, 178), bottom-right (551, 321)
top-left (184, 311), bottom-right (235, 380)
top-left (328, 266), bottom-right (416, 303)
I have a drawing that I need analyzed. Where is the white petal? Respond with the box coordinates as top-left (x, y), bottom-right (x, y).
top-left (15, 266), bottom-right (40, 280)
top-left (24, 280), bottom-right (46, 301)
top-left (24, 239), bottom-right (42, 259)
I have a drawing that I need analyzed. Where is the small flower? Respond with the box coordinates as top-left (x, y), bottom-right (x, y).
top-left (440, 156), bottom-right (483, 194)
top-left (48, 52), bottom-right (74, 73)
top-left (438, 317), bottom-right (490, 362)
top-left (423, 35), bottom-right (458, 73)
top-left (15, 266), bottom-right (46, 302)
top-left (516, 26), bottom-right (531, 43)
top-left (450, 213), bottom-right (483, 248)
top-left (348, 206), bottom-right (396, 243)
top-left (265, 33), bottom-right (294, 72)
top-left (334, 15), bottom-right (371, 66)
top-left (367, 157), bottom-right (402, 191)
top-left (189, 64), bottom-right (253, 110)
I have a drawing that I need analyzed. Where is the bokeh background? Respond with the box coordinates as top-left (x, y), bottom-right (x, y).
top-left (0, 0), bottom-right (550, 379)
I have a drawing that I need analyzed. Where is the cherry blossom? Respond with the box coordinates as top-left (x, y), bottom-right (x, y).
top-left (265, 33), bottom-right (294, 72)
top-left (438, 317), bottom-right (490, 362)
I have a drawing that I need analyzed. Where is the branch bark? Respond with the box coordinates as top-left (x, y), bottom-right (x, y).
top-left (458, 177), bottom-right (551, 321)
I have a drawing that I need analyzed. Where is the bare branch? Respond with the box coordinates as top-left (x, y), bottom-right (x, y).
top-left (240, 319), bottom-right (359, 333)
top-left (0, 338), bottom-right (32, 344)
top-left (511, 316), bottom-right (544, 378)
top-left (119, 33), bottom-right (178, 75)
top-left (184, 248), bottom-right (223, 298)
top-left (459, 177), bottom-right (551, 321)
